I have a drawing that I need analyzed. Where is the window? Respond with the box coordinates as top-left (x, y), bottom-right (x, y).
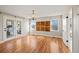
top-left (51, 17), bottom-right (58, 31)
top-left (30, 20), bottom-right (36, 31)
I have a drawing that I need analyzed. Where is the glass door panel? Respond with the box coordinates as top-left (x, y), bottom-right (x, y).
top-left (17, 21), bottom-right (21, 34)
top-left (6, 20), bottom-right (14, 38)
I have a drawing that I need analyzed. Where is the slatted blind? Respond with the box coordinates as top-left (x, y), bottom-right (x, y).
top-left (36, 21), bottom-right (50, 31)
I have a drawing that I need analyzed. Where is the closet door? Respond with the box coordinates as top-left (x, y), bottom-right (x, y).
top-left (3, 15), bottom-right (15, 40)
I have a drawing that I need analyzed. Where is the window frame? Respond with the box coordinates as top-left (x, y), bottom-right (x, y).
top-left (50, 17), bottom-right (59, 31)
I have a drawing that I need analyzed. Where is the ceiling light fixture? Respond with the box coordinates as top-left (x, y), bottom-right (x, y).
top-left (31, 10), bottom-right (38, 20)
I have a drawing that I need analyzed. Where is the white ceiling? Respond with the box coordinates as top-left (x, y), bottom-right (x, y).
top-left (0, 5), bottom-right (72, 18)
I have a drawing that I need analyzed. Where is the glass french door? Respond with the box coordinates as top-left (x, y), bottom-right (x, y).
top-left (6, 20), bottom-right (14, 38)
top-left (17, 21), bottom-right (21, 34)
top-left (3, 19), bottom-right (14, 40)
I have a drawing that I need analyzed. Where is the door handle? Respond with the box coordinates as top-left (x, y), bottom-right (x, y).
top-left (4, 28), bottom-right (7, 31)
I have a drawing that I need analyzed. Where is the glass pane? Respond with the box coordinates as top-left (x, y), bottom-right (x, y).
top-left (30, 20), bottom-right (36, 31)
top-left (6, 20), bottom-right (14, 38)
top-left (17, 21), bottom-right (21, 34)
top-left (51, 17), bottom-right (58, 30)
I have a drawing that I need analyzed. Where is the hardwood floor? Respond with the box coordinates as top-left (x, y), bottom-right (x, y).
top-left (0, 35), bottom-right (70, 53)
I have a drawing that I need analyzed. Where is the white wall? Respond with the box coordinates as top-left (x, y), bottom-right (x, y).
top-left (73, 6), bottom-right (79, 52)
top-left (30, 16), bottom-right (62, 37)
top-left (62, 8), bottom-right (72, 52)
top-left (0, 14), bottom-right (3, 40)
top-left (21, 19), bottom-right (29, 35)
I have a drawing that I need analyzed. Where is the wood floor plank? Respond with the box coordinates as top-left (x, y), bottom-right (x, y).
top-left (0, 35), bottom-right (70, 53)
